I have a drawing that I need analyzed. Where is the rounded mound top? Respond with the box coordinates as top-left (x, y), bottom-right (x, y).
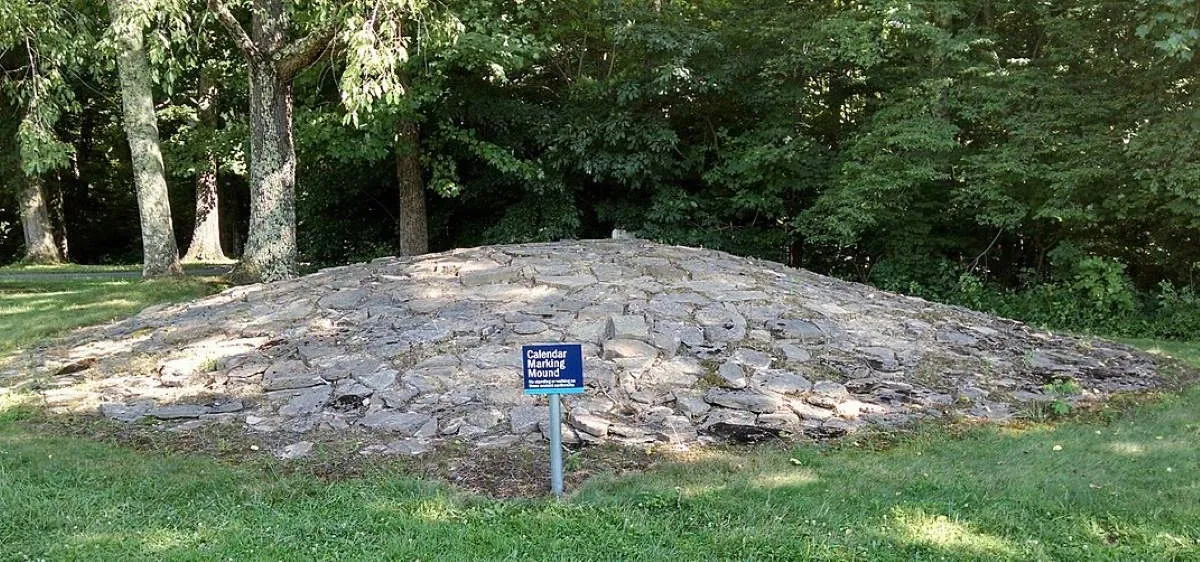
top-left (15, 239), bottom-right (1158, 455)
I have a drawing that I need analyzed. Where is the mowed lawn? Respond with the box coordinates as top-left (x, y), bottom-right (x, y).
top-left (0, 279), bottom-right (1198, 560)
top-left (0, 276), bottom-right (220, 357)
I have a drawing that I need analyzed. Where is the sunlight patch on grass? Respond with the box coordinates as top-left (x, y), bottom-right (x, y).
top-left (891, 508), bottom-right (1018, 557)
top-left (748, 469), bottom-right (820, 490)
top-left (1106, 441), bottom-right (1146, 455)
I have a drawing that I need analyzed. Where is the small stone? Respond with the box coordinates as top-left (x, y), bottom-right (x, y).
top-left (768, 319), bottom-right (825, 341)
top-left (756, 371), bottom-right (812, 395)
top-left (603, 339), bottom-right (659, 359)
top-left (414, 418), bottom-right (439, 438)
top-left (317, 289), bottom-right (367, 310)
top-left (509, 405), bottom-right (548, 434)
top-left (611, 315), bottom-right (651, 340)
top-left (466, 408), bottom-right (505, 429)
top-left (460, 267), bottom-right (521, 287)
top-left (360, 411), bottom-right (434, 435)
top-left (388, 438), bottom-right (433, 456)
top-left (788, 398), bottom-right (834, 420)
top-left (512, 321), bottom-right (548, 335)
top-left (148, 404), bottom-right (211, 420)
top-left (859, 347), bottom-right (898, 371)
top-left (658, 415), bottom-right (697, 443)
top-left (278, 386), bottom-right (332, 417)
top-left (717, 361), bottom-right (748, 389)
top-left (99, 403), bottom-right (149, 422)
top-left (630, 390), bottom-right (673, 405)
top-left (704, 388), bottom-right (782, 413)
top-left (570, 413), bottom-right (611, 437)
top-left (209, 400), bottom-right (245, 414)
top-left (812, 380), bottom-right (849, 400)
top-left (608, 423), bottom-right (646, 438)
top-left (779, 343), bottom-right (812, 363)
top-left (674, 390), bottom-right (712, 419)
top-left (698, 408), bottom-right (758, 431)
top-left (262, 360), bottom-right (324, 391)
top-left (277, 441), bottom-right (315, 460)
top-left (730, 348), bottom-right (772, 369)
top-left (357, 368), bottom-right (399, 391)
top-left (539, 421), bottom-right (581, 444)
top-left (810, 418), bottom-right (853, 438)
top-left (757, 412), bottom-right (801, 430)
top-left (477, 434), bottom-right (522, 449)
top-left (537, 274), bottom-right (598, 290)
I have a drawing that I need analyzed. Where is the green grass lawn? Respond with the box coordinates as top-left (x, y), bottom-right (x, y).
top-left (0, 262), bottom-right (233, 275)
top-left (1, 387), bottom-right (1196, 561)
top-left (0, 277), bottom-right (221, 357)
top-left (0, 280), bottom-right (1197, 560)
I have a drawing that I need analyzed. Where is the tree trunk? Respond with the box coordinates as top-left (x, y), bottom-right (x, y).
top-left (234, 60), bottom-right (298, 281)
top-left (17, 176), bottom-right (63, 264)
top-left (396, 119), bottom-right (428, 256)
top-left (183, 68), bottom-right (229, 263)
top-left (48, 180), bottom-right (70, 261)
top-left (183, 160), bottom-right (228, 263)
top-left (109, 0), bottom-right (182, 277)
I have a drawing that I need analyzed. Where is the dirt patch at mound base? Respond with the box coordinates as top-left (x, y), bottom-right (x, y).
top-left (1, 239), bottom-right (1159, 462)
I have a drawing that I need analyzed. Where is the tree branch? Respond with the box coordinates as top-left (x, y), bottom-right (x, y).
top-left (207, 0), bottom-right (258, 60)
top-left (276, 19), bottom-right (338, 79)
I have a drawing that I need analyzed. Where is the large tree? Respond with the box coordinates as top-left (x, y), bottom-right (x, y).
top-left (108, 0), bottom-right (183, 276)
top-left (0, 0), bottom-right (84, 264)
top-left (207, 0), bottom-right (339, 282)
top-left (181, 64), bottom-right (231, 263)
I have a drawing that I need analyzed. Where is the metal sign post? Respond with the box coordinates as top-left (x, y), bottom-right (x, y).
top-left (547, 394), bottom-right (564, 496)
top-left (522, 343), bottom-right (584, 497)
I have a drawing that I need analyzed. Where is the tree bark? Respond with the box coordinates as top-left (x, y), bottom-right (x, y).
top-left (109, 0), bottom-right (183, 277)
top-left (396, 119), bottom-right (428, 256)
top-left (237, 59), bottom-right (298, 280)
top-left (17, 176), bottom-right (63, 264)
top-left (209, 0), bottom-right (335, 282)
top-left (182, 68), bottom-right (230, 263)
top-left (183, 159), bottom-right (228, 262)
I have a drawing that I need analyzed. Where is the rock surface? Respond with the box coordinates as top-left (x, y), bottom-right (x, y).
top-left (1, 239), bottom-right (1159, 455)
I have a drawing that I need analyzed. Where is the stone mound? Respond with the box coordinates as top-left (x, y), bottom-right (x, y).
top-left (4, 239), bottom-right (1159, 456)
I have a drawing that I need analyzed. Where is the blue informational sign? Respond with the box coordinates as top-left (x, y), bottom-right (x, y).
top-left (522, 343), bottom-right (585, 395)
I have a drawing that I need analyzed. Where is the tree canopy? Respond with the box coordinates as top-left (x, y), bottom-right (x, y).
top-left (1, 0), bottom-right (1197, 331)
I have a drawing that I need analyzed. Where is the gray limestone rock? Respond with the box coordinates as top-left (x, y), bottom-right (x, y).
top-left (603, 339), bottom-right (659, 359)
top-left (570, 413), bottom-right (611, 437)
top-left (756, 371), bottom-right (813, 395)
top-left (704, 388), bottom-right (783, 413)
top-left (717, 360), bottom-right (748, 389)
top-left (279, 386), bottom-right (333, 417)
top-left (757, 412), bottom-right (801, 430)
top-left (611, 315), bottom-right (651, 340)
top-left (674, 390), bottom-right (712, 419)
top-left (658, 415), bottom-right (698, 443)
top-left (277, 441), bottom-right (315, 460)
top-left (148, 404), bottom-right (211, 419)
top-left (513, 321), bottom-right (549, 335)
top-left (509, 405), bottom-right (548, 434)
top-left (731, 348), bottom-right (773, 369)
top-left (768, 319), bottom-right (826, 341)
top-left (100, 402), bottom-right (149, 422)
top-left (360, 411), bottom-right (434, 435)
top-left (859, 347), bottom-right (899, 371)
top-left (263, 360), bottom-right (325, 391)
